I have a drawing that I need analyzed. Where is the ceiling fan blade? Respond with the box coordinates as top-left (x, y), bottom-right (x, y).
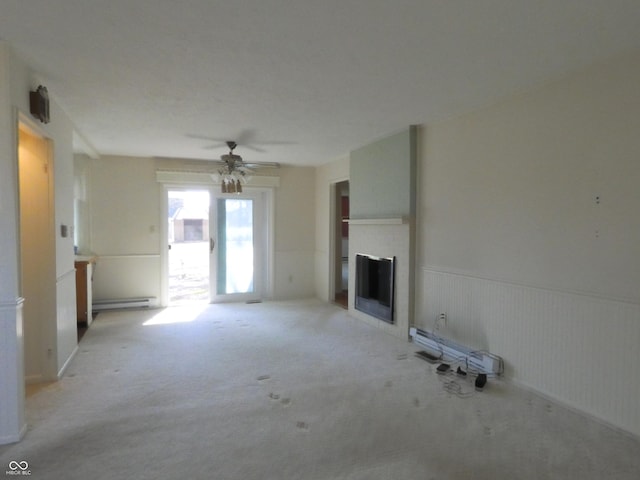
top-left (154, 155), bottom-right (226, 165)
top-left (186, 133), bottom-right (231, 150)
top-left (186, 130), bottom-right (294, 156)
top-left (242, 161), bottom-right (280, 169)
top-left (240, 144), bottom-right (267, 153)
top-left (185, 133), bottom-right (219, 141)
top-left (202, 142), bottom-right (228, 150)
top-left (235, 128), bottom-right (257, 147)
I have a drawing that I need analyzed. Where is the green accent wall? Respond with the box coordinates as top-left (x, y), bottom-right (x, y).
top-left (349, 126), bottom-right (417, 219)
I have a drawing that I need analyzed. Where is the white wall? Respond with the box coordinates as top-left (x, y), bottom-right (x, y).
top-left (416, 51), bottom-right (640, 436)
top-left (73, 154), bottom-right (92, 254)
top-left (0, 41), bottom-right (77, 443)
top-left (0, 41), bottom-right (25, 445)
top-left (9, 45), bottom-right (77, 380)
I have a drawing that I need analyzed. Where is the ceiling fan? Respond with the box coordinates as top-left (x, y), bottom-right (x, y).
top-left (217, 140), bottom-right (280, 170)
top-left (214, 140), bottom-right (279, 193)
top-left (186, 128), bottom-right (294, 154)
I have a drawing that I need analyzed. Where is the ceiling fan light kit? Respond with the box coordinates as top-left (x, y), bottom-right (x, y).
top-left (220, 177), bottom-right (245, 194)
top-left (206, 139), bottom-right (279, 194)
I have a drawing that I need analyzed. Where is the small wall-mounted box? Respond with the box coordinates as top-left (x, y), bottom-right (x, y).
top-left (30, 85), bottom-right (50, 124)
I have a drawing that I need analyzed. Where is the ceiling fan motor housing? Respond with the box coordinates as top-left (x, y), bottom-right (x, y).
top-left (221, 153), bottom-right (242, 163)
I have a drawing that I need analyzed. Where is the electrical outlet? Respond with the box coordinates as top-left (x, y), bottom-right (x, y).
top-left (435, 312), bottom-right (447, 330)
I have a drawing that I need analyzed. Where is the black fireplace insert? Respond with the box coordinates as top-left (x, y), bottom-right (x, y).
top-left (355, 253), bottom-right (395, 324)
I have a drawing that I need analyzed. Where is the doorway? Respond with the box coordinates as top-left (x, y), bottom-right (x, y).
top-left (166, 187), bottom-right (268, 305)
top-left (18, 123), bottom-right (56, 382)
top-left (334, 181), bottom-right (349, 308)
top-left (167, 189), bottom-right (211, 305)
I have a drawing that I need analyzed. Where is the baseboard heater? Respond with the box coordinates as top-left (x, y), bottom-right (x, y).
top-left (409, 327), bottom-right (503, 376)
top-left (93, 297), bottom-right (156, 311)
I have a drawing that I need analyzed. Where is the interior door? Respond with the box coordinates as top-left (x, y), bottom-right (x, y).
top-left (211, 192), bottom-right (263, 302)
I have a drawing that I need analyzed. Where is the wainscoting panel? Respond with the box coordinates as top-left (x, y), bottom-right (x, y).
top-left (92, 255), bottom-right (161, 302)
top-left (56, 269), bottom-right (78, 377)
top-left (0, 298), bottom-right (25, 444)
top-left (274, 251), bottom-right (315, 300)
top-left (417, 267), bottom-right (640, 437)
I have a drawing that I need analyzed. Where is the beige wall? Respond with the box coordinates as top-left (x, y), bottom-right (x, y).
top-left (273, 166), bottom-right (316, 299)
top-left (87, 155), bottom-right (162, 301)
top-left (416, 51), bottom-right (640, 436)
top-left (314, 156), bottom-right (349, 302)
top-left (85, 156), bottom-right (316, 302)
top-left (90, 156), bottom-right (160, 256)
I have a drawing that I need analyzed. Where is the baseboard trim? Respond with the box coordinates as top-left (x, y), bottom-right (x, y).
top-left (25, 374), bottom-right (43, 385)
top-left (57, 345), bottom-right (79, 379)
top-left (509, 377), bottom-right (640, 441)
top-left (0, 423), bottom-right (27, 446)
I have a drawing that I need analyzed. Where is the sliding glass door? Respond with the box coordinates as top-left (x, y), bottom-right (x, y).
top-left (166, 187), bottom-right (267, 305)
top-left (211, 192), bottom-right (263, 302)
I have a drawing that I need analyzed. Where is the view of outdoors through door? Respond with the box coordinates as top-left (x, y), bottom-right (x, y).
top-left (168, 190), bottom-right (261, 305)
top-left (168, 190), bottom-right (210, 304)
top-left (215, 197), bottom-right (254, 296)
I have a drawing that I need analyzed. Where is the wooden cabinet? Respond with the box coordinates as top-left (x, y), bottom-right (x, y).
top-left (75, 256), bottom-right (96, 325)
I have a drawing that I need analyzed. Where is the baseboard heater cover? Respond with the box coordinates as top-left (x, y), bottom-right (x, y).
top-left (409, 327), bottom-right (503, 376)
top-left (93, 297), bottom-right (157, 311)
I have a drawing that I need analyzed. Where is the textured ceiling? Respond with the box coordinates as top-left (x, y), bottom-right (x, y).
top-left (2, 1), bottom-right (640, 166)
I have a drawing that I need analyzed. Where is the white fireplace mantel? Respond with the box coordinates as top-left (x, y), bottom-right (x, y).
top-left (347, 217), bottom-right (409, 225)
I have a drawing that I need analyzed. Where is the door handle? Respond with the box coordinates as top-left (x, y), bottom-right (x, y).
top-left (210, 237), bottom-right (215, 253)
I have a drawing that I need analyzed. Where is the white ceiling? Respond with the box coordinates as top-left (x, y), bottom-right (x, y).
top-left (2, 1), bottom-right (640, 166)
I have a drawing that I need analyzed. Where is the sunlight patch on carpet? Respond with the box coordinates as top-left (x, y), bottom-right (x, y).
top-left (143, 304), bottom-right (208, 326)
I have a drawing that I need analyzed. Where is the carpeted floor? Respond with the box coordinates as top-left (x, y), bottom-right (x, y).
top-left (2, 299), bottom-right (639, 479)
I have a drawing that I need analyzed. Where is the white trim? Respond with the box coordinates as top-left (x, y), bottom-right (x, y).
top-left (0, 297), bottom-right (25, 310)
top-left (0, 424), bottom-right (27, 445)
top-left (160, 184), bottom-right (275, 306)
top-left (73, 129), bottom-right (99, 159)
top-left (156, 169), bottom-right (280, 188)
top-left (348, 217), bottom-right (409, 225)
top-left (97, 254), bottom-right (160, 259)
top-left (56, 268), bottom-right (76, 282)
top-left (210, 189), bottom-right (271, 303)
top-left (25, 374), bottom-right (44, 385)
top-left (328, 182), bottom-right (337, 302)
top-left (508, 376), bottom-right (640, 441)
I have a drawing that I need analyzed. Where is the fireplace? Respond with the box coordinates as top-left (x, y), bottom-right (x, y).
top-left (355, 253), bottom-right (395, 324)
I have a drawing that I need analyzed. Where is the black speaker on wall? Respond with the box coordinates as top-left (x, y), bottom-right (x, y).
top-left (29, 85), bottom-right (50, 124)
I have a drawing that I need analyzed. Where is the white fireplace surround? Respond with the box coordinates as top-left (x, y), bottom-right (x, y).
top-left (348, 221), bottom-right (412, 338)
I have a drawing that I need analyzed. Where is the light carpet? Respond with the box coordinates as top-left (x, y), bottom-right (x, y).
top-left (1, 299), bottom-right (639, 479)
